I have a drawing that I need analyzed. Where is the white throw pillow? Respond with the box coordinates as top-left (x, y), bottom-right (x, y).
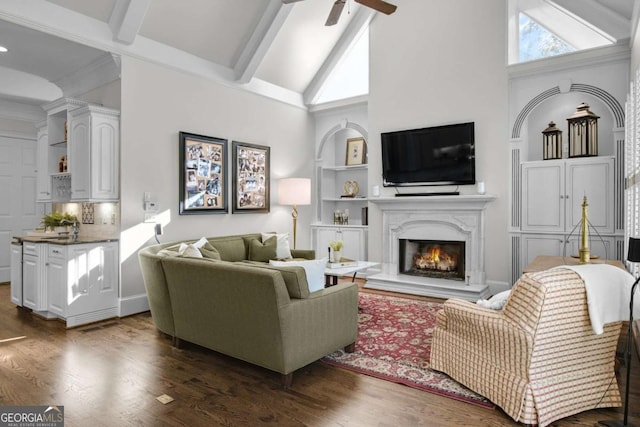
top-left (178, 243), bottom-right (203, 258)
top-left (270, 258), bottom-right (327, 293)
top-left (476, 290), bottom-right (511, 310)
top-left (261, 232), bottom-right (292, 259)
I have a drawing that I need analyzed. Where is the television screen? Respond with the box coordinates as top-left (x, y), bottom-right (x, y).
top-left (381, 122), bottom-right (475, 186)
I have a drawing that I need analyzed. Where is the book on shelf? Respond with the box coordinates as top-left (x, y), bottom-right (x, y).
top-left (326, 257), bottom-right (358, 268)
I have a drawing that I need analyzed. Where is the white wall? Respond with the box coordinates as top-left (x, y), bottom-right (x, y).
top-left (367, 0), bottom-right (510, 284)
top-left (119, 56), bottom-right (315, 305)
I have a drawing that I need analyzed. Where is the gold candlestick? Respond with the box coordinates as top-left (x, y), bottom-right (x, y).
top-left (579, 196), bottom-right (590, 264)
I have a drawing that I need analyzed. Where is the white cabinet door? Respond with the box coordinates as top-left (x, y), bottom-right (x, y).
top-left (69, 112), bottom-right (91, 200)
top-left (35, 127), bottom-right (51, 201)
top-left (69, 106), bottom-right (120, 201)
top-left (521, 161), bottom-right (564, 232)
top-left (47, 245), bottom-right (66, 316)
top-left (10, 243), bottom-right (22, 306)
top-left (22, 254), bottom-right (39, 309)
top-left (90, 114), bottom-right (119, 200)
top-left (565, 157), bottom-right (615, 234)
top-left (311, 226), bottom-right (367, 261)
top-left (66, 243), bottom-right (119, 317)
top-left (521, 234), bottom-right (566, 267)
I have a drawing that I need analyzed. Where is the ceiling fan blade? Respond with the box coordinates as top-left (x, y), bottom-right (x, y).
top-left (355, 0), bottom-right (397, 15)
top-left (282, 0), bottom-right (304, 3)
top-left (325, 0), bottom-right (345, 26)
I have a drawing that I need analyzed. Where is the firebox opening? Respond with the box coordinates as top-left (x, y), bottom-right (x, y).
top-left (399, 239), bottom-right (465, 281)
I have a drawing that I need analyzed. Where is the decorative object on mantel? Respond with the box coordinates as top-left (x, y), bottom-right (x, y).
top-left (542, 121), bottom-right (562, 160)
top-left (342, 180), bottom-right (359, 197)
top-left (567, 102), bottom-right (599, 158)
top-left (278, 177), bottom-right (311, 249)
top-left (345, 137), bottom-right (367, 166)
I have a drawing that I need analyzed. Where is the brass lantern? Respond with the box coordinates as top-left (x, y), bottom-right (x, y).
top-left (567, 102), bottom-right (599, 158)
top-left (542, 121), bottom-right (562, 160)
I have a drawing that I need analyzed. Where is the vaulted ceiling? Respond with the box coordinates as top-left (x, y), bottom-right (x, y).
top-left (0, 0), bottom-right (636, 122)
top-left (0, 0), bottom-right (376, 116)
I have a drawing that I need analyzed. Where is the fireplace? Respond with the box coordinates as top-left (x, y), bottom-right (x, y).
top-left (399, 239), bottom-right (465, 281)
top-left (365, 195), bottom-right (495, 301)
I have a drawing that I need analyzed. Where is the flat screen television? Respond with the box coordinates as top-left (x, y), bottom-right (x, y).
top-left (381, 122), bottom-right (475, 187)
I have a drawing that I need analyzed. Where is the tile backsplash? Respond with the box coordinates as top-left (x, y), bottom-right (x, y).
top-left (51, 202), bottom-right (120, 238)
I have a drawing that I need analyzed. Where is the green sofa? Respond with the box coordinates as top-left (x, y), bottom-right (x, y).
top-left (138, 233), bottom-right (358, 386)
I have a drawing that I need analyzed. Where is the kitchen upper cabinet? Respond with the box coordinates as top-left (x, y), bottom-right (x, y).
top-left (35, 124), bottom-right (51, 202)
top-left (69, 105), bottom-right (120, 201)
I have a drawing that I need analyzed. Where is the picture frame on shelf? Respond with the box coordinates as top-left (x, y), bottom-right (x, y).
top-left (179, 131), bottom-right (228, 215)
top-left (345, 137), bottom-right (366, 166)
top-left (232, 141), bottom-right (270, 213)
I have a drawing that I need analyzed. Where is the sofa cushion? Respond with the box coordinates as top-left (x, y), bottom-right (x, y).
top-left (262, 232), bottom-right (292, 259)
top-left (157, 237), bottom-right (220, 259)
top-left (208, 236), bottom-right (249, 261)
top-left (270, 258), bottom-right (326, 293)
top-left (248, 236), bottom-right (277, 262)
top-left (241, 261), bottom-right (311, 299)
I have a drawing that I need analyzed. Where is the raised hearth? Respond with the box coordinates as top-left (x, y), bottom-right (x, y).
top-left (366, 195), bottom-right (495, 301)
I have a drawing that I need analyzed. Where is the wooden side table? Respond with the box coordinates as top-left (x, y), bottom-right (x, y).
top-left (523, 255), bottom-right (625, 273)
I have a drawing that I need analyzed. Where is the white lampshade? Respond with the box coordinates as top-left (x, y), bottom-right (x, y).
top-left (278, 178), bottom-right (311, 205)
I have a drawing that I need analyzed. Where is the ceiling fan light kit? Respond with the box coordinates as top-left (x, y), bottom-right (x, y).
top-left (282, 0), bottom-right (397, 26)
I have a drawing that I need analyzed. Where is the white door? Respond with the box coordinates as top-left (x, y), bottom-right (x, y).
top-left (0, 135), bottom-right (43, 282)
top-left (521, 160), bottom-right (564, 233)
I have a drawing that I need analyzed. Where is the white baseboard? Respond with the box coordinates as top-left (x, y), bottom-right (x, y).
top-left (119, 294), bottom-right (150, 317)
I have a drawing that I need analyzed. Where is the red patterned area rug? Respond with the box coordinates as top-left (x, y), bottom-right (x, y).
top-left (322, 293), bottom-right (494, 408)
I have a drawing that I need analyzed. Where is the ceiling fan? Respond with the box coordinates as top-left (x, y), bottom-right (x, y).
top-left (282, 0), bottom-right (397, 26)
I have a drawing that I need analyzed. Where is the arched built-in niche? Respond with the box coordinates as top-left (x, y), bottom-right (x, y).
top-left (315, 120), bottom-right (368, 224)
top-left (525, 93), bottom-right (615, 160)
top-left (511, 83), bottom-right (624, 140)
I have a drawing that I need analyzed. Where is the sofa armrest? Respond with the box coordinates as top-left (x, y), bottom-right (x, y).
top-left (279, 282), bottom-right (358, 373)
top-left (290, 249), bottom-right (315, 260)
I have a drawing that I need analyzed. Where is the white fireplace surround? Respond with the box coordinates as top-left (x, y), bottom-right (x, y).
top-left (366, 195), bottom-right (496, 300)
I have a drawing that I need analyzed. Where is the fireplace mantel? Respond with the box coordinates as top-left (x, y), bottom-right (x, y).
top-left (367, 194), bottom-right (496, 301)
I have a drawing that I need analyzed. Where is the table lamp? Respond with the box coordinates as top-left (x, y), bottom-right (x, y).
top-left (599, 236), bottom-right (640, 427)
top-left (278, 178), bottom-right (310, 249)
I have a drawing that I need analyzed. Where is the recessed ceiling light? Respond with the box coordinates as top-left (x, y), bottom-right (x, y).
top-left (0, 46), bottom-right (8, 53)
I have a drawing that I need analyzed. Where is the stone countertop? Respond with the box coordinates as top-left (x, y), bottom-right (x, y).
top-left (14, 235), bottom-right (119, 245)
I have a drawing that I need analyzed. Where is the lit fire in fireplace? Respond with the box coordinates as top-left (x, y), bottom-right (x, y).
top-left (413, 245), bottom-right (458, 272)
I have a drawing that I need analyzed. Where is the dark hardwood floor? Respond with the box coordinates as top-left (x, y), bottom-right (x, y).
top-left (0, 281), bottom-right (638, 426)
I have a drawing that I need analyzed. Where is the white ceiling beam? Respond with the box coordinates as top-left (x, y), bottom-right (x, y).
top-left (109, 0), bottom-right (152, 45)
top-left (234, 0), bottom-right (293, 84)
top-left (303, 7), bottom-right (375, 106)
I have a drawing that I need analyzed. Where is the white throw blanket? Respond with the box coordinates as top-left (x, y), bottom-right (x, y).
top-left (553, 264), bottom-right (640, 334)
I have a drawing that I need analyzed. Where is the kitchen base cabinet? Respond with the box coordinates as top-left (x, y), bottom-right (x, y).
top-left (18, 241), bottom-right (119, 328)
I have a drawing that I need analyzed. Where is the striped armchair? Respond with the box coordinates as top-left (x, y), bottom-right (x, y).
top-left (431, 268), bottom-right (622, 426)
